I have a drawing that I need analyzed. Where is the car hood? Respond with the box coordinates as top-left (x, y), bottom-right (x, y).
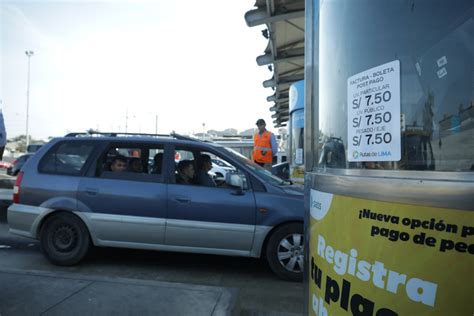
top-left (279, 183), bottom-right (304, 196)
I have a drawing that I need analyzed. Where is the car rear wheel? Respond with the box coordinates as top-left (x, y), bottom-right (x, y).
top-left (40, 212), bottom-right (90, 266)
top-left (265, 223), bottom-right (304, 282)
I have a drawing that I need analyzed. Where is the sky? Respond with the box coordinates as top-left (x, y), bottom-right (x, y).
top-left (1, 0), bottom-right (276, 140)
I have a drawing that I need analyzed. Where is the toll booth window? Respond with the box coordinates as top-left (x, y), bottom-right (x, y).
top-left (316, 0), bottom-right (473, 172)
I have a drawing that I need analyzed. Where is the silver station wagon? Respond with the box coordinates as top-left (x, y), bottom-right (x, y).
top-left (9, 132), bottom-right (304, 281)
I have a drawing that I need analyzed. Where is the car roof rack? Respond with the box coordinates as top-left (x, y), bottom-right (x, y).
top-left (65, 131), bottom-right (171, 138)
top-left (170, 132), bottom-right (203, 142)
top-left (64, 131), bottom-right (203, 143)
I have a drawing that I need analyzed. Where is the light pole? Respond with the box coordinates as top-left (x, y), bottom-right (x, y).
top-left (25, 50), bottom-right (34, 150)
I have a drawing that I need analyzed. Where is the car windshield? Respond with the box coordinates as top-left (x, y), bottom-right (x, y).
top-left (223, 147), bottom-right (290, 185)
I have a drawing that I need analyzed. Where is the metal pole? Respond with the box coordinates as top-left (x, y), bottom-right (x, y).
top-left (155, 115), bottom-right (158, 134)
top-left (25, 50), bottom-right (34, 150)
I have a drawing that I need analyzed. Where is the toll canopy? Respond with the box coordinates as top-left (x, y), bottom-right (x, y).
top-left (245, 0), bottom-right (305, 128)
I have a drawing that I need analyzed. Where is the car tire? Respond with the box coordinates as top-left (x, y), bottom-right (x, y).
top-left (40, 212), bottom-right (91, 266)
top-left (265, 223), bottom-right (304, 282)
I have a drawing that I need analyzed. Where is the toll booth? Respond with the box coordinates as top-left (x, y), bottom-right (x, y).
top-left (304, 0), bottom-right (473, 315)
top-left (289, 80), bottom-right (305, 184)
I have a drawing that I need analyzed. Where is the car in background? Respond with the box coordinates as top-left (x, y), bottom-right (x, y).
top-left (0, 176), bottom-right (15, 207)
top-left (6, 154), bottom-right (33, 176)
top-left (211, 158), bottom-right (235, 181)
top-left (211, 158), bottom-right (233, 168)
top-left (26, 144), bottom-right (43, 153)
top-left (0, 161), bottom-right (12, 170)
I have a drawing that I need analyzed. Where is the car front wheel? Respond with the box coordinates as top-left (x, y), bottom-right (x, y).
top-left (40, 212), bottom-right (91, 266)
top-left (265, 223), bottom-right (304, 282)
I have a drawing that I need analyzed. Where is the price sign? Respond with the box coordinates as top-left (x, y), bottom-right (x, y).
top-left (347, 60), bottom-right (401, 162)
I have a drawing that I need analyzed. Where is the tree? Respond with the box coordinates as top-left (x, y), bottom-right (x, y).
top-left (7, 135), bottom-right (45, 153)
top-left (9, 135), bottom-right (27, 152)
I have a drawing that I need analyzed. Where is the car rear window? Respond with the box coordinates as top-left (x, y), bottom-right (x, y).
top-left (39, 141), bottom-right (95, 175)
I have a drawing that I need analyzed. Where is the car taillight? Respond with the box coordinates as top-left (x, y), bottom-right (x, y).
top-left (13, 171), bottom-right (24, 204)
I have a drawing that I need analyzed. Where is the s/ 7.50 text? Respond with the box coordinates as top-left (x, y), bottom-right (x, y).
top-left (352, 91), bottom-right (392, 109)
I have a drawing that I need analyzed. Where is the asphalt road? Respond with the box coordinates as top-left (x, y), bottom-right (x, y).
top-left (0, 208), bottom-right (304, 315)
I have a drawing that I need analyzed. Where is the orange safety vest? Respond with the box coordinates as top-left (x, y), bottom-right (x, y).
top-left (253, 131), bottom-right (273, 163)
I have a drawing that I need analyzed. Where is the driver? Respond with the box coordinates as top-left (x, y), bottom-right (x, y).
top-left (195, 154), bottom-right (216, 187)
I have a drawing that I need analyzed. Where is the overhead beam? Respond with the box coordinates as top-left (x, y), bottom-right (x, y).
top-left (271, 98), bottom-right (289, 105)
top-left (270, 103), bottom-right (290, 112)
top-left (270, 106), bottom-right (290, 113)
top-left (263, 78), bottom-right (276, 88)
top-left (267, 94), bottom-right (278, 102)
top-left (263, 74), bottom-right (304, 88)
top-left (245, 9), bottom-right (305, 27)
top-left (279, 67), bottom-right (304, 77)
top-left (271, 112), bottom-right (289, 119)
top-left (256, 47), bottom-right (305, 66)
top-left (276, 97), bottom-right (289, 103)
top-left (278, 38), bottom-right (305, 51)
top-left (278, 74), bottom-right (304, 83)
top-left (267, 93), bottom-right (289, 102)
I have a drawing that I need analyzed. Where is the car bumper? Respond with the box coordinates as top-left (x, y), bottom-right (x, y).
top-left (7, 204), bottom-right (51, 239)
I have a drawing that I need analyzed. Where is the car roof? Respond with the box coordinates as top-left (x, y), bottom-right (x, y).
top-left (54, 132), bottom-right (225, 149)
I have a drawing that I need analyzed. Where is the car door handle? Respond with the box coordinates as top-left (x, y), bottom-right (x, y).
top-left (174, 196), bottom-right (191, 203)
top-left (85, 188), bottom-right (99, 196)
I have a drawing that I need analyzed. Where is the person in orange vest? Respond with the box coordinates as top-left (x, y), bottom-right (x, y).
top-left (253, 118), bottom-right (278, 170)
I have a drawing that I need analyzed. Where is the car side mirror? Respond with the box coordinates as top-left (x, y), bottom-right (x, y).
top-left (226, 173), bottom-right (242, 187)
top-left (226, 173), bottom-right (244, 195)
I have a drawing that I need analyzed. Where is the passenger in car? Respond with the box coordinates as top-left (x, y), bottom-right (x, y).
top-left (128, 158), bottom-right (143, 173)
top-left (195, 154), bottom-right (216, 187)
top-left (151, 153), bottom-right (163, 174)
top-left (110, 155), bottom-right (127, 172)
top-left (176, 160), bottom-right (195, 184)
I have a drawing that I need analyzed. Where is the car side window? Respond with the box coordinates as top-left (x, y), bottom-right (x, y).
top-left (197, 151), bottom-right (239, 188)
top-left (174, 147), bottom-right (248, 190)
top-left (39, 141), bottom-right (95, 176)
top-left (208, 152), bottom-right (248, 190)
top-left (97, 143), bottom-right (164, 182)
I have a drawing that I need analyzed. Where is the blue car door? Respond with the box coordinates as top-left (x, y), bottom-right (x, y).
top-left (166, 147), bottom-right (256, 253)
top-left (78, 176), bottom-right (167, 245)
top-left (77, 142), bottom-right (168, 246)
top-left (167, 184), bottom-right (256, 252)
